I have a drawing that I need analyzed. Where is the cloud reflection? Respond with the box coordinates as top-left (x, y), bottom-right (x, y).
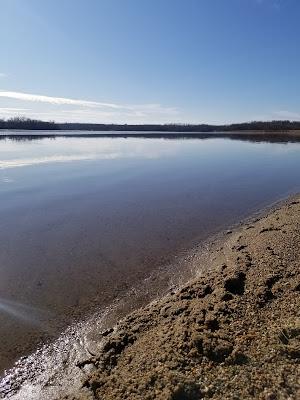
top-left (0, 138), bottom-right (184, 170)
top-left (0, 297), bottom-right (51, 329)
top-left (0, 155), bottom-right (99, 169)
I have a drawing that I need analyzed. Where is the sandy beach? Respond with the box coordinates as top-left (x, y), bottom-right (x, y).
top-left (70, 195), bottom-right (300, 400)
top-left (1, 194), bottom-right (299, 399)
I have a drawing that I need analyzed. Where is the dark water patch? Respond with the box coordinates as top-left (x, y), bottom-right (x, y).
top-left (2, 130), bottom-right (300, 144)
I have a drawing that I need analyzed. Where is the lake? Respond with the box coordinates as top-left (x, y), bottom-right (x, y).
top-left (1, 132), bottom-right (300, 373)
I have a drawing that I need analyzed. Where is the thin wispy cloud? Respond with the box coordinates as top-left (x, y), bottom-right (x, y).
top-left (0, 107), bottom-right (30, 119)
top-left (273, 110), bottom-right (300, 120)
top-left (251, 110), bottom-right (300, 122)
top-left (0, 90), bottom-right (179, 123)
top-left (0, 91), bottom-right (122, 109)
top-left (0, 107), bottom-right (29, 113)
top-left (0, 73), bottom-right (7, 78)
top-left (0, 90), bottom-right (177, 113)
top-left (255, 0), bottom-right (281, 9)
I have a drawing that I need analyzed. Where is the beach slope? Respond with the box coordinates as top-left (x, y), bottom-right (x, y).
top-left (68, 198), bottom-right (300, 400)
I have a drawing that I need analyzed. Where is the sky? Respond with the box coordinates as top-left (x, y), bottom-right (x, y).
top-left (0, 0), bottom-right (300, 124)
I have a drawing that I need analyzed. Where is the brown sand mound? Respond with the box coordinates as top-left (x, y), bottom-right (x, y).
top-left (65, 199), bottom-right (300, 400)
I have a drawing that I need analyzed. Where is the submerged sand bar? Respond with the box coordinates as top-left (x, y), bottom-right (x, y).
top-left (2, 195), bottom-right (300, 399)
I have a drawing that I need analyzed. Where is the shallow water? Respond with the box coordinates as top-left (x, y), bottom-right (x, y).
top-left (1, 133), bottom-right (300, 373)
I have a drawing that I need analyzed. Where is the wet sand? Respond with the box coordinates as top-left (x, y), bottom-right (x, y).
top-left (1, 194), bottom-right (299, 399)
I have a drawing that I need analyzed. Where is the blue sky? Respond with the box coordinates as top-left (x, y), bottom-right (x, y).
top-left (0, 0), bottom-right (299, 124)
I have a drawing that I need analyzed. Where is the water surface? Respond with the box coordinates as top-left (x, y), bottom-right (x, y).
top-left (1, 133), bottom-right (300, 372)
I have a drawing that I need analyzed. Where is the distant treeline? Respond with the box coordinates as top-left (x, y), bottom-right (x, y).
top-left (1, 117), bottom-right (300, 132)
top-left (0, 117), bottom-right (56, 130)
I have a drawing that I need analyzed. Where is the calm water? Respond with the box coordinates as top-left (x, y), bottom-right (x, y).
top-left (1, 133), bottom-right (300, 372)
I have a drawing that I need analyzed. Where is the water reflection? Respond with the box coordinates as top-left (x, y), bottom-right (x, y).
top-left (1, 135), bottom-right (300, 174)
top-left (0, 136), bottom-right (190, 170)
top-left (1, 134), bottom-right (300, 372)
top-left (0, 297), bottom-right (51, 328)
top-left (1, 131), bottom-right (300, 144)
top-left (0, 155), bottom-right (100, 169)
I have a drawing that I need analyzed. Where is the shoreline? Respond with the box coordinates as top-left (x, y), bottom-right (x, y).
top-left (1, 129), bottom-right (300, 137)
top-left (1, 193), bottom-right (299, 399)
